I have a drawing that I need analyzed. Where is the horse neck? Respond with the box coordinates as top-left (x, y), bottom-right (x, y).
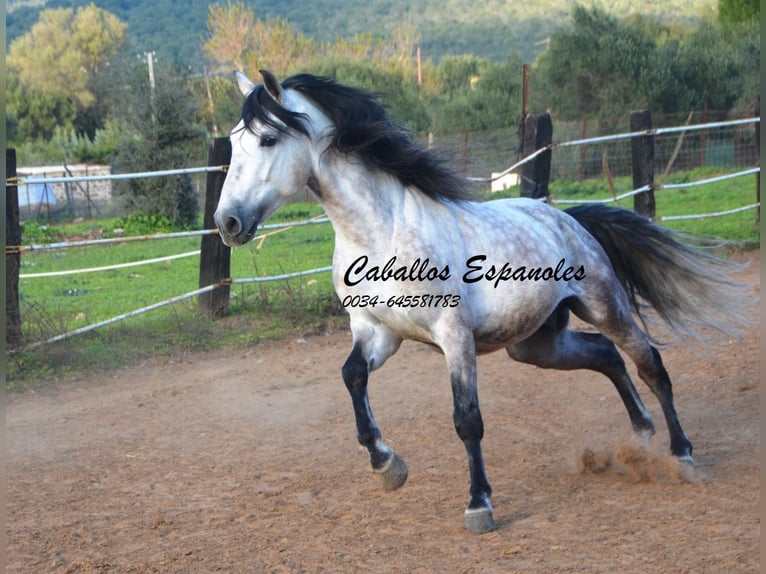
top-left (313, 154), bottom-right (405, 249)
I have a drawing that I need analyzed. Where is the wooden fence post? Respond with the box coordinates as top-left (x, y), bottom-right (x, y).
top-left (198, 137), bottom-right (232, 318)
top-left (630, 109), bottom-right (655, 218)
top-left (755, 97), bottom-right (760, 225)
top-left (519, 112), bottom-right (553, 200)
top-left (6, 149), bottom-right (23, 348)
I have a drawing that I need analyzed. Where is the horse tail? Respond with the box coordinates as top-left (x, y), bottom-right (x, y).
top-left (564, 204), bottom-right (753, 346)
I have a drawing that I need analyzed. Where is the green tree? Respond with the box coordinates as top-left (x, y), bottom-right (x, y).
top-left (6, 76), bottom-right (77, 142)
top-left (672, 22), bottom-right (744, 110)
top-left (7, 4), bottom-right (127, 138)
top-left (533, 5), bottom-right (656, 122)
top-left (727, 19), bottom-right (760, 112)
top-left (426, 55), bottom-right (521, 133)
top-left (718, 0), bottom-right (759, 25)
top-left (643, 20), bottom-right (759, 114)
top-left (110, 60), bottom-right (205, 228)
top-left (7, 4), bottom-right (126, 142)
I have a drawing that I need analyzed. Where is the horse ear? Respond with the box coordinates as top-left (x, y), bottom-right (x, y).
top-left (260, 69), bottom-right (282, 103)
top-left (234, 71), bottom-right (256, 96)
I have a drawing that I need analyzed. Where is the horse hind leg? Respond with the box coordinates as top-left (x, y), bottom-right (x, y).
top-left (507, 304), bottom-right (656, 440)
top-left (626, 341), bottom-right (693, 463)
top-left (568, 297), bottom-right (694, 463)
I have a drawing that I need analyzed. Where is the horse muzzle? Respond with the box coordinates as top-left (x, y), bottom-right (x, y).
top-left (214, 207), bottom-right (260, 247)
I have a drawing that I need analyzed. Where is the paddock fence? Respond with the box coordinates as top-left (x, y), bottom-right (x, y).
top-left (5, 110), bottom-right (760, 351)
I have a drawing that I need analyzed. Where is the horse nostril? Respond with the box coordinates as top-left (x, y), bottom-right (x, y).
top-left (224, 215), bottom-right (242, 236)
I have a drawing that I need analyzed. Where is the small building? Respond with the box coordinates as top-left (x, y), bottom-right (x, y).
top-left (17, 164), bottom-right (113, 220)
top-left (490, 171), bottom-right (519, 193)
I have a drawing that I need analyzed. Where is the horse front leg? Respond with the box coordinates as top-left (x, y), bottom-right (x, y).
top-left (446, 340), bottom-right (495, 533)
top-left (341, 343), bottom-right (408, 491)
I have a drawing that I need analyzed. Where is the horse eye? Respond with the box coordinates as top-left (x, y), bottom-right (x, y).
top-left (260, 134), bottom-right (278, 148)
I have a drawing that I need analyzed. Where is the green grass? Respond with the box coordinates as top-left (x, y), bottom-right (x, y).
top-left (18, 207), bottom-right (336, 330)
top-left (8, 202), bottom-right (343, 388)
top-left (7, 169), bottom-right (759, 388)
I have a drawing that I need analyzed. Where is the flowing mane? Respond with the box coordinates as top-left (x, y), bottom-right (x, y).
top-left (240, 73), bottom-right (475, 204)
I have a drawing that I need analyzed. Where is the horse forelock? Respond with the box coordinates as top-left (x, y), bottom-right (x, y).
top-left (277, 73), bottom-right (476, 204)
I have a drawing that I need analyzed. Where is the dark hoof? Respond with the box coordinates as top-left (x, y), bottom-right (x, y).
top-left (379, 453), bottom-right (408, 491)
top-left (672, 441), bottom-right (694, 466)
top-left (464, 507), bottom-right (496, 533)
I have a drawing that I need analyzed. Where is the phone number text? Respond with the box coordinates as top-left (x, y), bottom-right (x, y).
top-left (341, 294), bottom-right (461, 309)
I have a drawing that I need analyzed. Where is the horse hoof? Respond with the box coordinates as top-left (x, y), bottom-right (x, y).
top-left (676, 453), bottom-right (694, 466)
top-left (464, 507), bottom-right (496, 533)
top-left (379, 453), bottom-right (408, 491)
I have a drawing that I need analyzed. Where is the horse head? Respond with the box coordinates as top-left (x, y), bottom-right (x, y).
top-left (214, 70), bottom-right (322, 247)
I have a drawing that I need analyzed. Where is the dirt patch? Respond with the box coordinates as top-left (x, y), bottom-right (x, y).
top-left (7, 252), bottom-right (760, 573)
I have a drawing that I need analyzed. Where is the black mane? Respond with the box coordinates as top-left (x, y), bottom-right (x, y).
top-left (240, 73), bottom-right (475, 204)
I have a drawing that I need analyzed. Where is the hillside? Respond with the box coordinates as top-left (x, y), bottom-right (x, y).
top-left (8, 0), bottom-right (717, 65)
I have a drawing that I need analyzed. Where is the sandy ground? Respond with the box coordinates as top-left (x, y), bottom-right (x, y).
top-left (6, 252), bottom-right (760, 573)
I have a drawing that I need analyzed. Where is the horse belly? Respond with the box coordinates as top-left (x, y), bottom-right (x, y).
top-left (470, 284), bottom-right (566, 353)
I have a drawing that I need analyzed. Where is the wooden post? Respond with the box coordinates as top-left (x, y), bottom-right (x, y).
top-left (518, 63), bottom-right (530, 163)
top-left (521, 64), bottom-right (530, 118)
top-left (519, 112), bottom-right (553, 200)
top-left (699, 102), bottom-right (708, 168)
top-left (578, 116), bottom-right (588, 180)
top-left (6, 149), bottom-right (23, 348)
top-left (630, 109), bottom-right (655, 218)
top-left (461, 131), bottom-right (469, 176)
top-left (755, 97), bottom-right (760, 224)
top-left (416, 46), bottom-right (422, 87)
top-left (198, 137), bottom-right (232, 318)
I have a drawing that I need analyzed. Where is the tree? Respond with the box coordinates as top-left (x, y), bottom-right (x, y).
top-left (6, 76), bottom-right (77, 142)
top-left (110, 60), bottom-right (205, 227)
top-left (718, 0), bottom-right (759, 25)
top-left (204, 2), bottom-right (316, 76)
top-left (424, 55), bottom-right (521, 133)
top-left (533, 5), bottom-right (655, 122)
top-left (7, 4), bottom-right (126, 140)
top-left (203, 1), bottom-right (254, 71)
top-left (8, 4), bottom-right (126, 110)
top-left (673, 22), bottom-right (743, 110)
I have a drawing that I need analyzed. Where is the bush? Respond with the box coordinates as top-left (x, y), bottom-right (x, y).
top-left (113, 213), bottom-right (175, 235)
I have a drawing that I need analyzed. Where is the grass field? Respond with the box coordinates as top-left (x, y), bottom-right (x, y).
top-left (7, 168), bottom-right (760, 387)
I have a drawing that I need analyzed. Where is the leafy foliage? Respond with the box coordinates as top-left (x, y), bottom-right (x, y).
top-left (532, 5), bottom-right (759, 122)
top-left (6, 75), bottom-right (77, 141)
top-left (718, 0), bottom-right (759, 24)
top-left (109, 60), bottom-right (205, 227)
top-left (534, 6), bottom-right (656, 121)
top-left (6, 0), bottom-right (759, 171)
top-left (205, 3), bottom-right (317, 75)
top-left (7, 5), bottom-right (126, 107)
top-left (113, 213), bottom-right (175, 235)
top-left (7, 0), bottom-right (718, 66)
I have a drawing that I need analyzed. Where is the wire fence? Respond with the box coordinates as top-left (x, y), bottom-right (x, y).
top-left (6, 112), bottom-right (760, 351)
top-left (431, 111), bottom-right (759, 189)
top-left (11, 215), bottom-right (334, 352)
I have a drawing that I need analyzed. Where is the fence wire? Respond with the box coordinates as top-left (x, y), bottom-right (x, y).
top-left (8, 114), bottom-right (759, 350)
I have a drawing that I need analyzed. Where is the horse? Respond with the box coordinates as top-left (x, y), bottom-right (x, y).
top-left (213, 69), bottom-right (750, 533)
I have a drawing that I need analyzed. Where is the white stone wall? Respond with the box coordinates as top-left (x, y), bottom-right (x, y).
top-left (18, 164), bottom-right (113, 206)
